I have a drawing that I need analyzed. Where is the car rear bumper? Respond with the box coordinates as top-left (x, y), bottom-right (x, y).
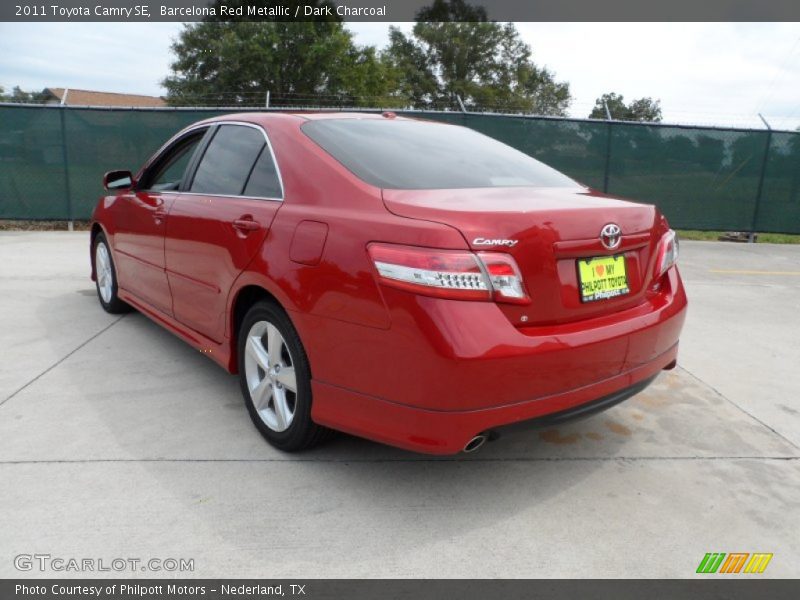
top-left (302, 267), bottom-right (686, 454)
top-left (311, 342), bottom-right (677, 454)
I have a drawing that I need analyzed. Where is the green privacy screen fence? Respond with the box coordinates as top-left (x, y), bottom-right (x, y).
top-left (2, 104), bottom-right (799, 233)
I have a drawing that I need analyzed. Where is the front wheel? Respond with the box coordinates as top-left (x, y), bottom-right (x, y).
top-left (93, 233), bottom-right (130, 314)
top-left (237, 301), bottom-right (330, 451)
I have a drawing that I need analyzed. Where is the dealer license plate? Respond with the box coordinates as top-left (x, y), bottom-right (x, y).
top-left (577, 256), bottom-right (629, 302)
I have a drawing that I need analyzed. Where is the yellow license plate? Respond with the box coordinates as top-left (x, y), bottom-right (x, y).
top-left (577, 256), bottom-right (629, 302)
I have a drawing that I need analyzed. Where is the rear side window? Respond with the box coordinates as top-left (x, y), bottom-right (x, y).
top-left (190, 125), bottom-right (266, 196)
top-left (302, 119), bottom-right (577, 190)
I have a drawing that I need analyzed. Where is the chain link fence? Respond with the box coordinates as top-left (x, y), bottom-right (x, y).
top-left (1, 103), bottom-right (798, 233)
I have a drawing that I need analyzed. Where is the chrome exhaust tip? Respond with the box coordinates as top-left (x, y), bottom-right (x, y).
top-left (462, 434), bottom-right (488, 453)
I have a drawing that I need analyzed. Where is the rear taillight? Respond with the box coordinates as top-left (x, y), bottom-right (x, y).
top-left (656, 230), bottom-right (679, 278)
top-left (477, 252), bottom-right (528, 304)
top-left (367, 243), bottom-right (529, 304)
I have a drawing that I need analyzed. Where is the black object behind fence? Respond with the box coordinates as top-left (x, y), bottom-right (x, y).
top-left (1, 104), bottom-right (798, 233)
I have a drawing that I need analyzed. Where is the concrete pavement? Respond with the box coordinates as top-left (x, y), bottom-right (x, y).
top-left (0, 233), bottom-right (798, 578)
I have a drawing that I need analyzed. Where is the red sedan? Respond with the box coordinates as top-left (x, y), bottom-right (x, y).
top-left (90, 112), bottom-right (686, 454)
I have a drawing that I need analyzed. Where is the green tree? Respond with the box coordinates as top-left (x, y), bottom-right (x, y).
top-left (589, 92), bottom-right (662, 122)
top-left (383, 0), bottom-right (571, 114)
top-left (0, 86), bottom-right (48, 103)
top-left (163, 4), bottom-right (393, 106)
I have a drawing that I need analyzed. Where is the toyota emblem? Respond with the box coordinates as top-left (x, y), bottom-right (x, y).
top-left (600, 223), bottom-right (622, 250)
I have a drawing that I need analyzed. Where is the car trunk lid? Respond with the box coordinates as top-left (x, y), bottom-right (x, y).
top-left (382, 186), bottom-right (664, 326)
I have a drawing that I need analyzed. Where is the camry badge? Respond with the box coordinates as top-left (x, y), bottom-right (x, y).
top-left (473, 238), bottom-right (519, 248)
top-left (600, 224), bottom-right (622, 250)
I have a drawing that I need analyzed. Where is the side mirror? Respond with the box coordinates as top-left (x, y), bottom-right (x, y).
top-left (103, 170), bottom-right (134, 191)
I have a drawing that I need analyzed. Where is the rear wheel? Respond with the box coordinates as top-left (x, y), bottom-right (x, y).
top-left (237, 300), bottom-right (330, 451)
top-left (93, 233), bottom-right (130, 314)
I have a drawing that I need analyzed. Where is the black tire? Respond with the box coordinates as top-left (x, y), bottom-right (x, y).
top-left (92, 233), bottom-right (131, 314)
top-left (237, 300), bottom-right (331, 451)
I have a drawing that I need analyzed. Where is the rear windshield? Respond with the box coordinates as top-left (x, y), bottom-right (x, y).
top-left (302, 118), bottom-right (578, 190)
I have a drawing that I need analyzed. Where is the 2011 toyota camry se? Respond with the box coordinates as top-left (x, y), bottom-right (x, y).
top-left (90, 112), bottom-right (686, 454)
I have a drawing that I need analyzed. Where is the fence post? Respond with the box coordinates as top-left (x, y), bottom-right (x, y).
top-left (749, 113), bottom-right (772, 243)
top-left (58, 105), bottom-right (74, 229)
top-left (602, 101), bottom-right (613, 194)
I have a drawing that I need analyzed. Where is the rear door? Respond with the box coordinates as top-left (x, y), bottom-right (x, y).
top-left (113, 128), bottom-right (207, 314)
top-left (165, 122), bottom-right (284, 342)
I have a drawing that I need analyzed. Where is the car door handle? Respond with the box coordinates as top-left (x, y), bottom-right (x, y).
top-left (232, 218), bottom-right (261, 232)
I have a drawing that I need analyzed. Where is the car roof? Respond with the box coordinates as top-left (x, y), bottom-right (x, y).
top-left (298, 111), bottom-right (408, 121)
top-left (197, 111), bottom-right (415, 127)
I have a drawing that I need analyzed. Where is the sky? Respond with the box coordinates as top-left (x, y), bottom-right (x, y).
top-left (1, 22), bottom-right (799, 129)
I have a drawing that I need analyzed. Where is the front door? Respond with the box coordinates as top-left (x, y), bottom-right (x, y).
top-left (113, 129), bottom-right (206, 314)
top-left (165, 123), bottom-right (284, 342)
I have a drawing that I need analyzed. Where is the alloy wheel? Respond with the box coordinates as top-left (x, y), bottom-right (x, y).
top-left (95, 242), bottom-right (114, 304)
top-left (243, 320), bottom-right (298, 432)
